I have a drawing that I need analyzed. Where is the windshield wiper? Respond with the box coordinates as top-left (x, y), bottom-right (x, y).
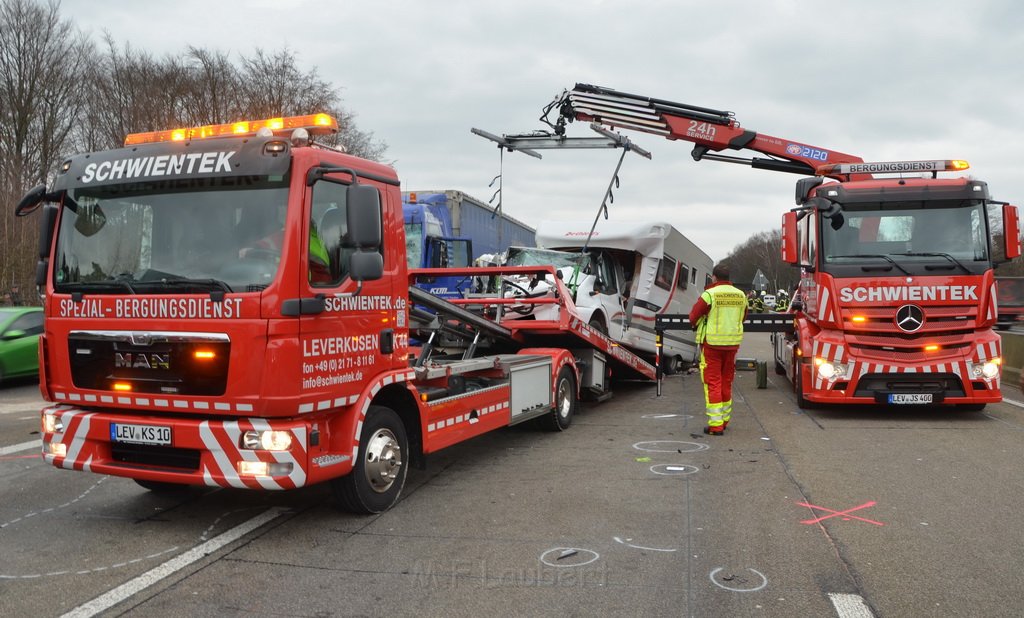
top-left (829, 254), bottom-right (910, 275)
top-left (892, 252), bottom-right (971, 274)
top-left (60, 279), bottom-right (138, 294)
top-left (157, 276), bottom-right (234, 293)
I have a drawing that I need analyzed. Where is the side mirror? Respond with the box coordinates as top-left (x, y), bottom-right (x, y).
top-left (74, 203), bottom-right (107, 237)
top-left (15, 184), bottom-right (47, 216)
top-left (2, 329), bottom-right (26, 341)
top-left (350, 251), bottom-right (383, 282)
top-left (794, 177), bottom-right (824, 206)
top-left (346, 184), bottom-right (382, 249)
top-left (781, 212), bottom-right (799, 264)
top-left (1003, 204), bottom-right (1021, 260)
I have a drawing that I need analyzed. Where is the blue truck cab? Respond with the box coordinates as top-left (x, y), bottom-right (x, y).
top-left (403, 198), bottom-right (473, 299)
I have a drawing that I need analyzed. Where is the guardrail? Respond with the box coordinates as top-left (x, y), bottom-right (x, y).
top-left (1001, 330), bottom-right (1024, 385)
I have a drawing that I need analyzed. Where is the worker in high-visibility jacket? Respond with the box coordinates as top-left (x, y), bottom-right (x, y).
top-left (689, 263), bottom-right (747, 435)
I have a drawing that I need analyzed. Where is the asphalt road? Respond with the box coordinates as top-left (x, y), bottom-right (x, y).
top-left (2, 334), bottom-right (1023, 617)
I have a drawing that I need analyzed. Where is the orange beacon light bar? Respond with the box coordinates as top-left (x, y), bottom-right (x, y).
top-left (124, 113), bottom-right (338, 146)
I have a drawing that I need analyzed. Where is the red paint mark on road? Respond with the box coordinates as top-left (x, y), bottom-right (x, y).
top-left (797, 500), bottom-right (885, 526)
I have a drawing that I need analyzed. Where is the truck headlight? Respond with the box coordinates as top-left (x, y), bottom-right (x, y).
top-left (974, 360), bottom-right (1001, 379)
top-left (241, 430), bottom-right (293, 451)
top-left (42, 412), bottom-right (63, 434)
top-left (814, 358), bottom-right (847, 380)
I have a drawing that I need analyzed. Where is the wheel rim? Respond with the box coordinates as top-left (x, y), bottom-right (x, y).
top-left (363, 428), bottom-right (403, 493)
top-left (556, 377), bottom-right (572, 419)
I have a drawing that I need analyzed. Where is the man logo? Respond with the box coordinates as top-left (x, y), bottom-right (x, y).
top-left (895, 304), bottom-right (925, 333)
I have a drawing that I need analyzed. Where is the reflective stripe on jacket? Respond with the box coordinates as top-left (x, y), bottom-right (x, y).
top-left (699, 284), bottom-right (746, 346)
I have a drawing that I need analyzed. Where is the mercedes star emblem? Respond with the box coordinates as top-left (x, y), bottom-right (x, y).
top-left (895, 304), bottom-right (924, 332)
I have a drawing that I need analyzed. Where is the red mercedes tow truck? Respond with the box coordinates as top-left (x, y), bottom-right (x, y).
top-left (546, 84), bottom-right (1021, 409)
top-left (15, 113), bottom-right (654, 512)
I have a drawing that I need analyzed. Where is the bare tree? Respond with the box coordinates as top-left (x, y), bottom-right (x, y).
top-left (724, 229), bottom-right (798, 294)
top-left (233, 47), bottom-right (387, 159)
top-left (1, 1), bottom-right (388, 302)
top-left (182, 46), bottom-right (241, 127)
top-left (0, 0), bottom-right (93, 302)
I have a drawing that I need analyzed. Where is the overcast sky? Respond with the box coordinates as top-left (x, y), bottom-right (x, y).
top-left (59, 0), bottom-right (1024, 263)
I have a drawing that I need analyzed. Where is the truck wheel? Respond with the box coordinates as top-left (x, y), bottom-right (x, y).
top-left (134, 479), bottom-right (190, 493)
top-left (774, 357), bottom-right (787, 375)
top-left (794, 360), bottom-right (815, 409)
top-left (541, 367), bottom-right (577, 432)
top-left (333, 405), bottom-right (408, 514)
top-left (660, 355), bottom-right (685, 375)
top-left (588, 316), bottom-right (607, 335)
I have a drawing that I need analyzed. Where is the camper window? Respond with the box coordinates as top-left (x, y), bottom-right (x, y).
top-left (656, 256), bottom-right (677, 290)
top-left (677, 262), bottom-right (690, 290)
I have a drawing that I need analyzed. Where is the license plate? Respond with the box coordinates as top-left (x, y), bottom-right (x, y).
top-left (888, 393), bottom-right (933, 405)
top-left (111, 423), bottom-right (171, 446)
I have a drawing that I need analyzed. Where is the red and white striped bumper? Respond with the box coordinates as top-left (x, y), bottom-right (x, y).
top-left (40, 406), bottom-right (310, 490)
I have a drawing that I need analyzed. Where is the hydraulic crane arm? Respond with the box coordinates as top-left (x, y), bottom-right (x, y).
top-left (545, 84), bottom-right (865, 180)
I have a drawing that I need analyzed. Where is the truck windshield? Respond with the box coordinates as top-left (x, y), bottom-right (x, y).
top-left (54, 176), bottom-right (290, 294)
top-left (820, 200), bottom-right (990, 276)
top-left (404, 222), bottom-right (423, 269)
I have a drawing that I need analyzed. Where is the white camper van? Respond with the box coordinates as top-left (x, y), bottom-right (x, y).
top-left (504, 220), bottom-right (713, 373)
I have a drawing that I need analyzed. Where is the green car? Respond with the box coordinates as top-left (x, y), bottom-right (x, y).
top-left (0, 307), bottom-right (44, 383)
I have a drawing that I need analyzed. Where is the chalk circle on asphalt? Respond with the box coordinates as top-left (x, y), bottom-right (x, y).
top-left (709, 567), bottom-right (769, 592)
top-left (633, 440), bottom-right (709, 453)
top-left (650, 463), bottom-right (700, 476)
top-left (540, 547), bottom-right (600, 568)
top-left (641, 413), bottom-right (694, 420)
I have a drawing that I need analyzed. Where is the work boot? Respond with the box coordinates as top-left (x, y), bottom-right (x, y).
top-left (703, 426), bottom-right (724, 436)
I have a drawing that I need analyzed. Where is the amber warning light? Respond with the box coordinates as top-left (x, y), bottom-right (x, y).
top-left (124, 113), bottom-right (338, 146)
top-left (816, 159), bottom-right (970, 176)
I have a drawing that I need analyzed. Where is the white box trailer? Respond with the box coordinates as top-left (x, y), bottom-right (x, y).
top-left (522, 220), bottom-right (714, 373)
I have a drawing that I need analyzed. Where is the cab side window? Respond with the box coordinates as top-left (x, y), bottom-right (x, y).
top-left (310, 182), bottom-right (351, 287)
top-left (6, 311), bottom-right (43, 336)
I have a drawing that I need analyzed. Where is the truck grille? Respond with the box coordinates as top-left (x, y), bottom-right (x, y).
top-left (842, 305), bottom-right (979, 361)
top-left (69, 331), bottom-right (230, 396)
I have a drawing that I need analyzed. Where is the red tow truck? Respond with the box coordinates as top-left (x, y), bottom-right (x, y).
top-left (15, 114), bottom-right (653, 512)
top-left (548, 84), bottom-right (1021, 409)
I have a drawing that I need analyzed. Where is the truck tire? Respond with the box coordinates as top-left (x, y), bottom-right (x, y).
top-left (588, 315), bottom-right (607, 335)
top-left (774, 358), bottom-right (787, 375)
top-left (794, 360), bottom-right (816, 409)
top-left (333, 405), bottom-right (408, 514)
top-left (662, 355), bottom-right (685, 375)
top-left (541, 367), bottom-right (577, 432)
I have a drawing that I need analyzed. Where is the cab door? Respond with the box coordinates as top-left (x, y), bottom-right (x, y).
top-left (298, 176), bottom-right (399, 404)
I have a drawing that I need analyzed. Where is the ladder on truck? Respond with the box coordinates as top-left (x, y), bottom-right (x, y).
top-left (409, 265), bottom-right (657, 400)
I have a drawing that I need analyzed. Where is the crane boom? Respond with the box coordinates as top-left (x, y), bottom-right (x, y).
top-left (549, 83), bottom-right (865, 179)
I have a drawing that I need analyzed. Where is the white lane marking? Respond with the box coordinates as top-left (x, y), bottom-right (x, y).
top-left (61, 507), bottom-right (287, 618)
top-left (1001, 397), bottom-right (1024, 409)
top-left (828, 592), bottom-right (875, 617)
top-left (0, 440), bottom-right (38, 456)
